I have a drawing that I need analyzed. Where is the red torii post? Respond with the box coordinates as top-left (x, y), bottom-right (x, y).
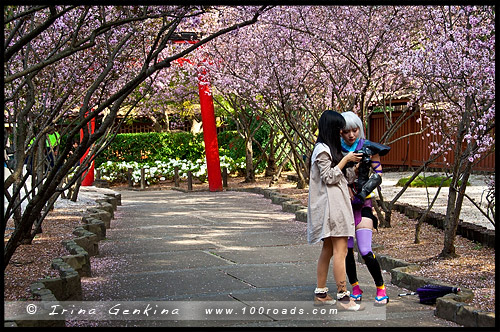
top-left (171, 33), bottom-right (223, 192)
top-left (80, 112), bottom-right (96, 186)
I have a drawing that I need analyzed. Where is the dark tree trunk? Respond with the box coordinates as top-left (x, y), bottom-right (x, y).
top-left (440, 96), bottom-right (473, 259)
top-left (244, 136), bottom-right (255, 183)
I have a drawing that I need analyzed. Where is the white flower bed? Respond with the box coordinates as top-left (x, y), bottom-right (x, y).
top-left (96, 155), bottom-right (245, 186)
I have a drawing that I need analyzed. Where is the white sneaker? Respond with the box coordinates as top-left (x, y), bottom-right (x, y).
top-left (337, 292), bottom-right (364, 311)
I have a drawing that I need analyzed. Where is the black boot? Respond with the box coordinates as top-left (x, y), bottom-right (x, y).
top-left (355, 173), bottom-right (382, 203)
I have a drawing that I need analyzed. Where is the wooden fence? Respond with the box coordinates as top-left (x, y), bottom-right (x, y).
top-left (118, 120), bottom-right (156, 133)
top-left (367, 111), bottom-right (494, 172)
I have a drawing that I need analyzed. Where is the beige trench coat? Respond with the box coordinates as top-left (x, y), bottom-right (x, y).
top-left (307, 143), bottom-right (356, 244)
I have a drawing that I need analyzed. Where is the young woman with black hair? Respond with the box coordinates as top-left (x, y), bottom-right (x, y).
top-left (307, 110), bottom-right (363, 311)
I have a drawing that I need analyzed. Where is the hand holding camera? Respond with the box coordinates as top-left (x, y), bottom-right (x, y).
top-left (351, 141), bottom-right (391, 204)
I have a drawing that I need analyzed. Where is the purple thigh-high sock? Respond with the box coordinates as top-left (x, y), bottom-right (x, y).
top-left (357, 228), bottom-right (384, 287)
top-left (355, 228), bottom-right (373, 256)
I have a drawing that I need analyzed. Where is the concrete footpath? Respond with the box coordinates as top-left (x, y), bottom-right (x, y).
top-left (81, 189), bottom-right (460, 327)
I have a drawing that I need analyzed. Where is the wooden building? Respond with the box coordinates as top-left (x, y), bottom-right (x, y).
top-left (367, 105), bottom-right (494, 173)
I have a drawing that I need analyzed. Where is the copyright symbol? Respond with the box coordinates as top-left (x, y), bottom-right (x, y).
top-left (26, 304), bottom-right (37, 315)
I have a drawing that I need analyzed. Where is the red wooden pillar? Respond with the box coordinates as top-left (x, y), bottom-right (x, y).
top-left (198, 71), bottom-right (223, 192)
top-left (80, 115), bottom-right (95, 186)
top-left (171, 35), bottom-right (222, 191)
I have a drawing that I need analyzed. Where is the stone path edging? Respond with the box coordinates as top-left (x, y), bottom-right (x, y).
top-left (6, 193), bottom-right (121, 327)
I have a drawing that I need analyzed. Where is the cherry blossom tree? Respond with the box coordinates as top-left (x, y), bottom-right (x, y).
top-left (205, 6), bottom-right (432, 189)
top-left (3, 5), bottom-right (269, 268)
top-left (205, 7), bottom-right (334, 188)
top-left (396, 6), bottom-right (495, 258)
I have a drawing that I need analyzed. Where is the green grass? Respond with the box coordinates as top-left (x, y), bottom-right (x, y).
top-left (473, 242), bottom-right (484, 250)
top-left (396, 175), bottom-right (470, 188)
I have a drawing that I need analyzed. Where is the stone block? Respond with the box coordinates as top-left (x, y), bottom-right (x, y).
top-left (30, 283), bottom-right (54, 299)
top-left (455, 304), bottom-right (478, 327)
top-left (435, 216), bottom-right (445, 229)
top-left (472, 225), bottom-right (488, 243)
top-left (393, 203), bottom-right (406, 213)
top-left (390, 267), bottom-right (410, 290)
top-left (249, 187), bottom-right (265, 195)
top-left (426, 212), bottom-right (440, 228)
top-left (484, 230), bottom-right (495, 248)
top-left (87, 209), bottom-right (111, 228)
top-left (96, 197), bottom-right (117, 211)
top-left (477, 311), bottom-right (496, 327)
top-left (403, 206), bottom-right (413, 218)
top-left (62, 239), bottom-right (88, 256)
top-left (61, 253), bottom-right (91, 277)
top-left (39, 277), bottom-right (64, 301)
top-left (93, 179), bottom-right (109, 188)
top-left (105, 192), bottom-right (121, 206)
top-left (459, 222), bottom-right (474, 238)
top-left (374, 254), bottom-right (409, 271)
top-left (410, 276), bottom-right (440, 291)
top-left (51, 259), bottom-right (79, 279)
top-left (96, 201), bottom-right (114, 219)
top-left (390, 265), bottom-right (422, 290)
top-left (282, 201), bottom-right (302, 213)
top-left (40, 259), bottom-right (82, 301)
top-left (72, 235), bottom-right (99, 257)
top-left (406, 206), bottom-right (421, 219)
top-left (295, 208), bottom-right (308, 223)
top-left (270, 193), bottom-right (284, 204)
top-left (82, 218), bottom-right (106, 240)
top-left (262, 188), bottom-right (277, 199)
top-left (63, 273), bottom-right (83, 301)
top-left (456, 288), bottom-right (474, 302)
top-left (73, 226), bottom-right (99, 239)
top-left (81, 214), bottom-right (92, 224)
top-left (435, 297), bottom-right (462, 322)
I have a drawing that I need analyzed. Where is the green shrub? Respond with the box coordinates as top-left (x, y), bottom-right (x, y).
top-left (216, 129), bottom-right (268, 174)
top-left (217, 130), bottom-right (246, 161)
top-left (95, 132), bottom-right (205, 167)
top-left (95, 130), bottom-right (268, 181)
top-left (396, 175), bottom-right (470, 187)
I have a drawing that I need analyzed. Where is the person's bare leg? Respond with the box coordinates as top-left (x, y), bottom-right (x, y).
top-left (332, 236), bottom-right (348, 292)
top-left (314, 237), bottom-right (335, 305)
top-left (317, 237), bottom-right (333, 288)
top-left (332, 237), bottom-right (361, 310)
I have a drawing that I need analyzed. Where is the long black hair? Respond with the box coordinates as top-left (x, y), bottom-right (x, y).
top-left (310, 110), bottom-right (345, 170)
